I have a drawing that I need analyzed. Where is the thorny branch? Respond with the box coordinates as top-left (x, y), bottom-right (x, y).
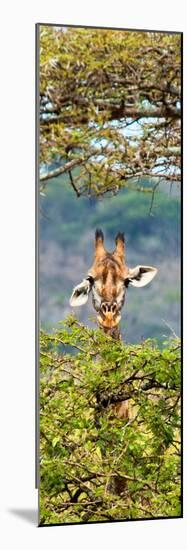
top-left (39, 28), bottom-right (181, 197)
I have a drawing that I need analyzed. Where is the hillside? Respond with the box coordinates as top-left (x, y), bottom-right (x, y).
top-left (40, 175), bottom-right (181, 344)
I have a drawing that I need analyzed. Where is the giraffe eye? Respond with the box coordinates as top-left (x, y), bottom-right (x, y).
top-left (86, 275), bottom-right (94, 286)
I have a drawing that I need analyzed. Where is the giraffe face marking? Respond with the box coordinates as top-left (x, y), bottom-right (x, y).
top-left (89, 256), bottom-right (126, 329)
top-left (70, 229), bottom-right (158, 332)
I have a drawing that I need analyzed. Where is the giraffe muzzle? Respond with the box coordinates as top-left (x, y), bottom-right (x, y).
top-left (101, 302), bottom-right (118, 315)
top-left (97, 301), bottom-right (121, 329)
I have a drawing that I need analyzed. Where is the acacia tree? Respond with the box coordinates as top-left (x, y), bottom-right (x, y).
top-left (40, 318), bottom-right (181, 525)
top-left (39, 26), bottom-right (181, 197)
top-left (39, 28), bottom-right (182, 525)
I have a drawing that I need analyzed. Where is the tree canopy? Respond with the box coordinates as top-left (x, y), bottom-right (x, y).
top-left (39, 27), bottom-right (181, 197)
top-left (40, 318), bottom-right (181, 525)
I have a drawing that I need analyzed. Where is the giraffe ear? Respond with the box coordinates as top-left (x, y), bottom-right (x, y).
top-left (126, 266), bottom-right (158, 288)
top-left (70, 278), bottom-right (92, 307)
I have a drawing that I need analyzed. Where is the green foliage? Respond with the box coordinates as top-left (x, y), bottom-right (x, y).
top-left (40, 317), bottom-right (181, 525)
top-left (39, 26), bottom-right (181, 196)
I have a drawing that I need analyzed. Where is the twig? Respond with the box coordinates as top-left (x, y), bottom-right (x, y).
top-left (162, 319), bottom-right (178, 338)
top-left (40, 157), bottom-right (83, 182)
top-left (149, 181), bottom-right (159, 215)
top-left (69, 169), bottom-right (81, 197)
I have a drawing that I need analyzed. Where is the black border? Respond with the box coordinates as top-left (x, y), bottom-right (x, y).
top-left (36, 23), bottom-right (183, 528)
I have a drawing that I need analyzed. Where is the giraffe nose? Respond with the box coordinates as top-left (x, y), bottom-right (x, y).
top-left (101, 302), bottom-right (117, 315)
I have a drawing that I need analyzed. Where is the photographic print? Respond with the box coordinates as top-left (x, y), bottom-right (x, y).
top-left (37, 24), bottom-right (182, 526)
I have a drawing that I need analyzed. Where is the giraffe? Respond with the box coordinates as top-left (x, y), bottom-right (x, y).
top-left (70, 229), bottom-right (158, 494)
top-left (70, 228), bottom-right (158, 414)
top-left (70, 228), bottom-right (158, 340)
top-left (70, 229), bottom-right (157, 419)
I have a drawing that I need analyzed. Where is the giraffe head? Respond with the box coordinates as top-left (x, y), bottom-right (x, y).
top-left (70, 229), bottom-right (158, 334)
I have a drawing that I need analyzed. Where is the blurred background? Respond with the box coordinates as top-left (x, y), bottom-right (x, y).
top-left (40, 173), bottom-right (181, 344)
top-left (39, 27), bottom-right (181, 345)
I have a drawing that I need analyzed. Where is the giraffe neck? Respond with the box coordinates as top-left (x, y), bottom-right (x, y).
top-left (103, 324), bottom-right (121, 341)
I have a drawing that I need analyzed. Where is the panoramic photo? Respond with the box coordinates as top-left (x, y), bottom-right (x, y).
top-left (37, 25), bottom-right (181, 526)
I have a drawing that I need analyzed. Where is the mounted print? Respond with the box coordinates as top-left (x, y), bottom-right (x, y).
top-left (36, 24), bottom-right (182, 526)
